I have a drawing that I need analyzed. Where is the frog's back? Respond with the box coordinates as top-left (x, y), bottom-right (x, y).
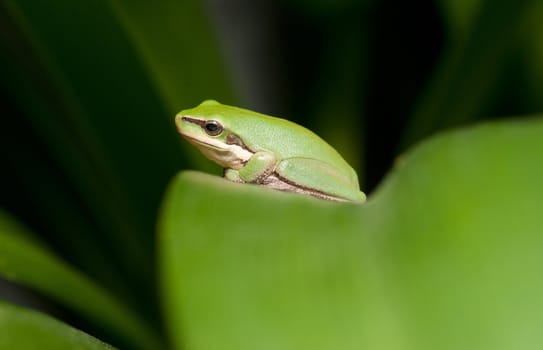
top-left (223, 105), bottom-right (360, 189)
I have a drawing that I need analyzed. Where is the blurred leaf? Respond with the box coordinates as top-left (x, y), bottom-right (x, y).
top-left (436, 0), bottom-right (483, 40)
top-left (111, 0), bottom-right (237, 112)
top-left (0, 0), bottom-right (237, 313)
top-left (160, 117), bottom-right (543, 349)
top-left (0, 211), bottom-right (163, 350)
top-left (110, 0), bottom-right (239, 171)
top-left (403, 0), bottom-right (540, 147)
top-left (0, 2), bottom-right (130, 290)
top-left (0, 0), bottom-right (169, 293)
top-left (0, 301), bottom-right (115, 350)
top-left (523, 1), bottom-right (543, 106)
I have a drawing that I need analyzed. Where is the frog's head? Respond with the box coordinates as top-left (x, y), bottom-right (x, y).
top-left (175, 100), bottom-right (253, 169)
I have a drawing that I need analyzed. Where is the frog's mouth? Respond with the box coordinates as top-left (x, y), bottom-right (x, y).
top-left (181, 133), bottom-right (223, 151)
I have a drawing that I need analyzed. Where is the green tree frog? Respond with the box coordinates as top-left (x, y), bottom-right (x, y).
top-left (175, 100), bottom-right (366, 203)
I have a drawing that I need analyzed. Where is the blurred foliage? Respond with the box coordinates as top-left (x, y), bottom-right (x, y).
top-left (0, 0), bottom-right (542, 348)
top-left (0, 301), bottom-right (115, 350)
top-left (0, 211), bottom-right (161, 349)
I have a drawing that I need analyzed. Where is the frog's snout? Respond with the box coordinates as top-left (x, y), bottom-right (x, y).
top-left (175, 114), bottom-right (186, 133)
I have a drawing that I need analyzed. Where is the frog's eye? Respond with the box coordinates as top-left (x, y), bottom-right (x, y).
top-left (204, 120), bottom-right (223, 136)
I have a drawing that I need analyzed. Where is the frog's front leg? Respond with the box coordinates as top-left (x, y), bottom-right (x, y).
top-left (228, 151), bottom-right (277, 184)
top-left (224, 168), bottom-right (243, 182)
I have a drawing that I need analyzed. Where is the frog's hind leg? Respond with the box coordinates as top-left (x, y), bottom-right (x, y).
top-left (259, 174), bottom-right (349, 202)
top-left (273, 157), bottom-right (365, 203)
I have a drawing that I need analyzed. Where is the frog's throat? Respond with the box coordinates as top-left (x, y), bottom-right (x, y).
top-left (181, 133), bottom-right (222, 151)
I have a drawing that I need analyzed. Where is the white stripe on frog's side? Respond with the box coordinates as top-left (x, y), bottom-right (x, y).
top-left (182, 134), bottom-right (254, 169)
top-left (260, 173), bottom-right (351, 202)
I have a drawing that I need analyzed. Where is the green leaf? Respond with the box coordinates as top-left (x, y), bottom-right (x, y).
top-left (160, 117), bottom-right (543, 349)
top-left (0, 211), bottom-right (163, 350)
top-left (0, 301), bottom-right (115, 350)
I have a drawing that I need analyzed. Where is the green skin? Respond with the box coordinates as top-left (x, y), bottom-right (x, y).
top-left (175, 100), bottom-right (366, 203)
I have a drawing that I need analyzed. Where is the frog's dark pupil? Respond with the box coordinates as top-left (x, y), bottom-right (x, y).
top-left (204, 120), bottom-right (223, 135)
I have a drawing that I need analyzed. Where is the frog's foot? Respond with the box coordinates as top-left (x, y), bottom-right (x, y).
top-left (224, 168), bottom-right (244, 183)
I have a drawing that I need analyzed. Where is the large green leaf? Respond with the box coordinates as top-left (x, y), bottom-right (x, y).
top-left (160, 117), bottom-right (543, 349)
top-left (0, 211), bottom-right (162, 350)
top-left (0, 302), bottom-right (115, 350)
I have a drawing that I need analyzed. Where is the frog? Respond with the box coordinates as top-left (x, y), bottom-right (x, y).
top-left (175, 100), bottom-right (365, 203)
